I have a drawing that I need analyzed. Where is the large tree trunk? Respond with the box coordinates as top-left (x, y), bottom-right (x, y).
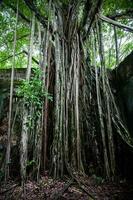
top-left (22, 0), bottom-right (105, 178)
top-left (50, 5), bottom-right (86, 177)
top-left (9, 0), bottom-right (123, 180)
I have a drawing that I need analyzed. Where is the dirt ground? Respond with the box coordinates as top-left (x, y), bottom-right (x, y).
top-left (0, 175), bottom-right (133, 200)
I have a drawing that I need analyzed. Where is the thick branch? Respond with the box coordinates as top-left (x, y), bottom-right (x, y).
top-left (107, 9), bottom-right (133, 20)
top-left (98, 14), bottom-right (133, 33)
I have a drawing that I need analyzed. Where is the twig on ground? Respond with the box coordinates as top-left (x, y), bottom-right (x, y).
top-left (50, 179), bottom-right (73, 200)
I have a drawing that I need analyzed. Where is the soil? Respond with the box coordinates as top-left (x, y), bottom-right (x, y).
top-left (0, 175), bottom-right (133, 200)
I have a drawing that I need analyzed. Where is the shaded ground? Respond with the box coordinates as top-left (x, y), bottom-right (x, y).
top-left (0, 175), bottom-right (133, 200)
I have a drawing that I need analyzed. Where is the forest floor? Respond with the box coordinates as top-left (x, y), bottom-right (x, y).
top-left (0, 174), bottom-right (133, 200)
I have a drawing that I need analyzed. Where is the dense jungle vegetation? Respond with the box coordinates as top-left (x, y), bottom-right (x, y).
top-left (0, 0), bottom-right (133, 199)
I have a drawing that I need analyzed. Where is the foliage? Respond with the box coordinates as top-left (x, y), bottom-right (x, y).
top-left (103, 0), bottom-right (133, 15)
top-left (17, 67), bottom-right (52, 127)
top-left (0, 0), bottom-right (132, 70)
top-left (0, 4), bottom-right (30, 69)
top-left (17, 68), bottom-right (52, 102)
top-left (100, 0), bottom-right (133, 69)
top-left (27, 159), bottom-right (36, 167)
top-left (102, 23), bottom-right (133, 69)
top-left (0, 1), bottom-right (41, 69)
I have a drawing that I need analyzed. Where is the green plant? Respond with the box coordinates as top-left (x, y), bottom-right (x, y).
top-left (17, 67), bottom-right (52, 128)
top-left (27, 159), bottom-right (36, 167)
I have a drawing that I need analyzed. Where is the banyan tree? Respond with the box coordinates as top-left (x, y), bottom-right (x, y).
top-left (0, 0), bottom-right (133, 186)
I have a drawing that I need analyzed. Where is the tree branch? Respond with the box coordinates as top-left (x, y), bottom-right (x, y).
top-left (107, 9), bottom-right (133, 20)
top-left (8, 34), bottom-right (29, 43)
top-left (0, 52), bottom-right (23, 63)
top-left (23, 0), bottom-right (48, 28)
top-left (5, 3), bottom-right (30, 24)
top-left (23, 50), bottom-right (39, 65)
top-left (98, 14), bottom-right (133, 33)
top-left (0, 50), bottom-right (39, 65)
